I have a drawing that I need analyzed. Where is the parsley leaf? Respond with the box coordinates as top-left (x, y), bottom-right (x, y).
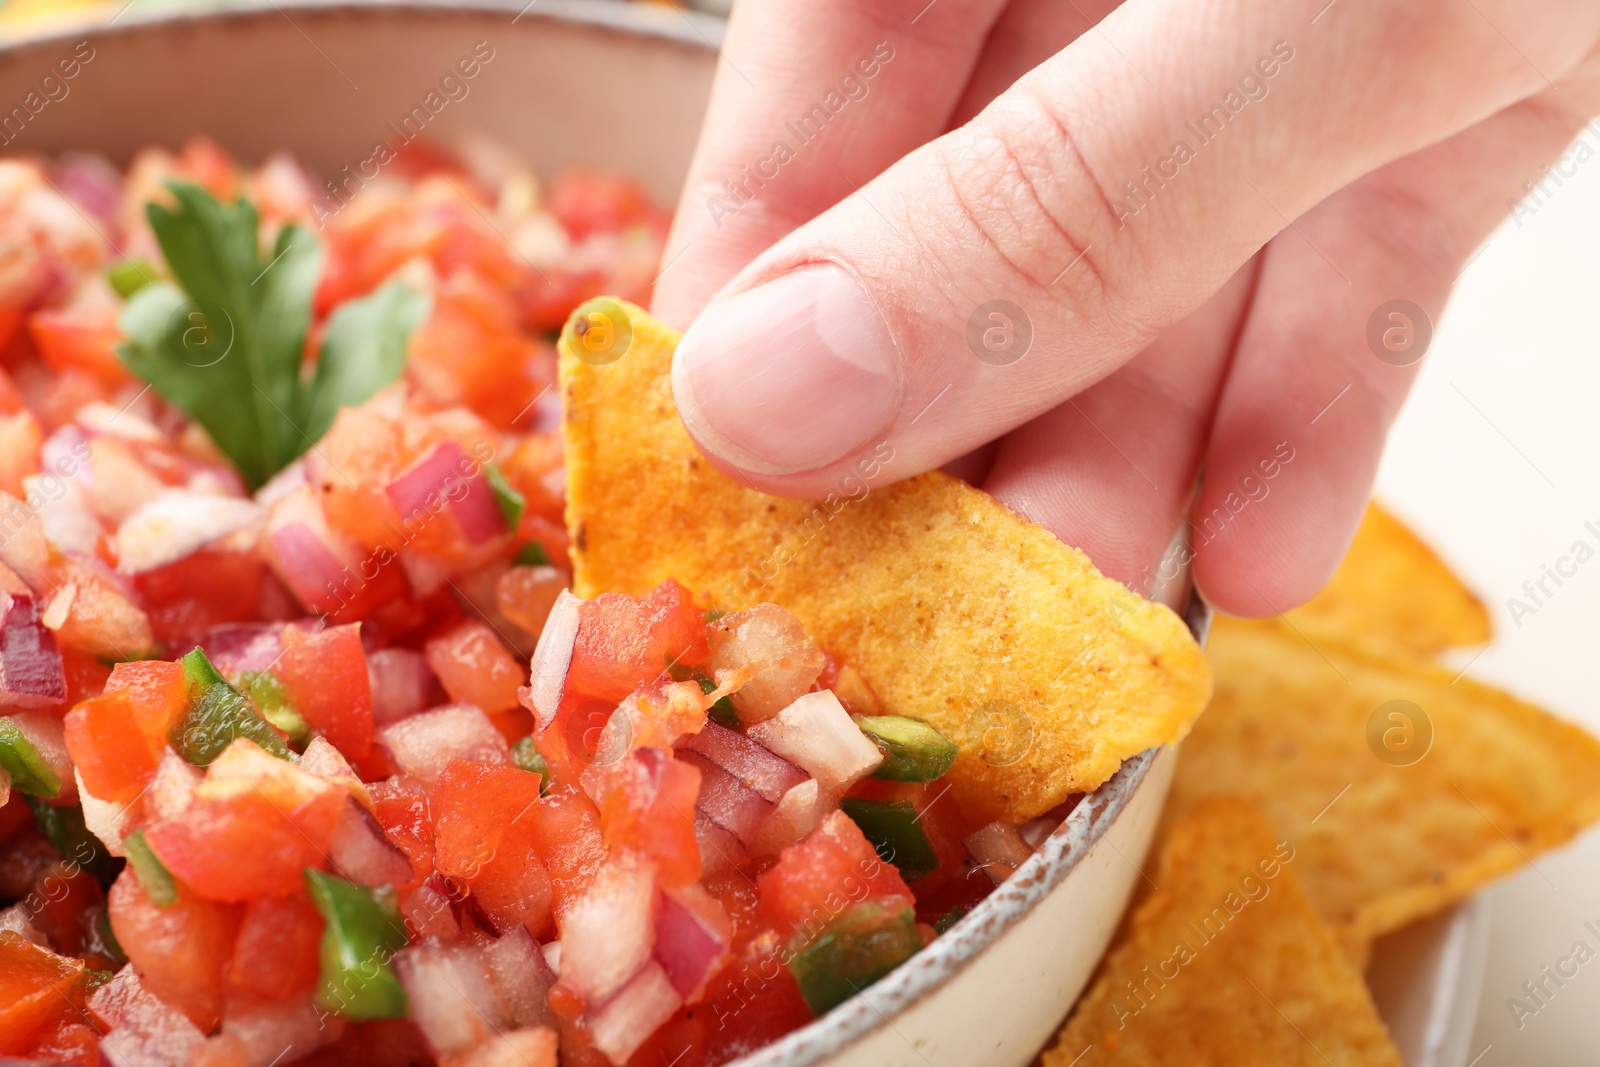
top-left (118, 182), bottom-right (429, 490)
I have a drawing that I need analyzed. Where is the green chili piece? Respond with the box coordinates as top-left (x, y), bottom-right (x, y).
top-left (788, 903), bottom-right (920, 1016)
top-left (0, 718), bottom-right (60, 798)
top-left (305, 869), bottom-right (410, 1021)
top-left (25, 797), bottom-right (120, 885)
top-left (510, 736), bottom-right (551, 796)
top-left (124, 830), bottom-right (178, 907)
top-left (169, 648), bottom-right (291, 765)
top-left (854, 714), bottom-right (958, 783)
top-left (840, 797), bottom-right (940, 881)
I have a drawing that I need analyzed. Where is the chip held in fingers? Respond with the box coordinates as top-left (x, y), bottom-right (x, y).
top-left (1045, 798), bottom-right (1404, 1067)
top-left (559, 298), bottom-right (1212, 824)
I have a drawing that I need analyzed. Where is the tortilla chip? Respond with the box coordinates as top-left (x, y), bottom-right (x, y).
top-left (1045, 798), bottom-right (1402, 1067)
top-left (1167, 617), bottom-right (1600, 955)
top-left (1282, 501), bottom-right (1490, 658)
top-left (558, 298), bottom-right (1210, 824)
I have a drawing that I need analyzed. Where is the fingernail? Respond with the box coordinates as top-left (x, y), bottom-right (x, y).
top-left (672, 264), bottom-right (901, 475)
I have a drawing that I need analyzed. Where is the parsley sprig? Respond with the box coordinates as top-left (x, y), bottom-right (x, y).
top-left (118, 182), bottom-right (429, 490)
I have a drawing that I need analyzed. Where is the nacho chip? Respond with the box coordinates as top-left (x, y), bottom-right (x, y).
top-left (1282, 501), bottom-right (1491, 658)
top-left (1167, 617), bottom-right (1600, 955)
top-left (558, 298), bottom-right (1210, 824)
top-left (1045, 798), bottom-right (1402, 1067)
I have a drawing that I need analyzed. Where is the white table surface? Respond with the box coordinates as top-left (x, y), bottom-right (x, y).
top-left (1372, 130), bottom-right (1600, 1066)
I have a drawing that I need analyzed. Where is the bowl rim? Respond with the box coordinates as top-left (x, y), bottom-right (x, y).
top-left (0, 0), bottom-right (725, 68)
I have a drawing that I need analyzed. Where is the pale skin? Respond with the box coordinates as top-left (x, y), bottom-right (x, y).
top-left (652, 0), bottom-right (1600, 616)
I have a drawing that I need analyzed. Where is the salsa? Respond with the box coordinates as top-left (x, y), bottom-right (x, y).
top-left (0, 139), bottom-right (1074, 1067)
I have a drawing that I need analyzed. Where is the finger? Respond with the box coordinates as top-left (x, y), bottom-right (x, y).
top-left (1193, 76), bottom-right (1600, 616)
top-left (981, 258), bottom-right (1257, 587)
top-left (650, 0), bottom-right (1010, 328)
top-left (948, 0), bottom-right (1123, 127)
top-left (669, 0), bottom-right (1598, 496)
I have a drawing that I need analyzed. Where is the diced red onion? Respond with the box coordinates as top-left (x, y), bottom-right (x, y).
top-left (964, 821), bottom-right (1035, 886)
top-left (526, 589), bottom-right (582, 729)
top-left (78, 770), bottom-right (131, 856)
top-left (0, 902), bottom-right (47, 945)
top-left (7, 710), bottom-right (72, 802)
top-left (375, 704), bottom-right (509, 786)
top-left (557, 854), bottom-right (656, 1004)
top-left (0, 492), bottom-right (50, 590)
top-left (693, 813), bottom-right (749, 878)
top-left (652, 885), bottom-right (731, 1001)
top-left (395, 938), bottom-right (509, 1057)
top-left (367, 647), bottom-right (441, 726)
top-left (25, 472), bottom-right (100, 557)
top-left (224, 993), bottom-right (340, 1065)
top-left (400, 876), bottom-right (461, 942)
top-left (329, 800), bottom-right (414, 887)
top-left (52, 152), bottom-right (122, 226)
top-left (0, 591), bottom-right (66, 708)
top-left (385, 441), bottom-right (506, 547)
top-left (585, 961), bottom-right (683, 1066)
top-left (676, 750), bottom-right (774, 846)
top-left (91, 967), bottom-right (205, 1067)
top-left (114, 490), bottom-right (262, 575)
top-left (195, 622), bottom-right (285, 676)
top-left (747, 690), bottom-right (882, 794)
top-left (268, 521), bottom-right (352, 616)
top-left (1018, 816), bottom-right (1060, 850)
top-left (748, 778), bottom-right (828, 857)
top-left (676, 721), bottom-right (806, 802)
top-left (483, 927), bottom-right (555, 1029)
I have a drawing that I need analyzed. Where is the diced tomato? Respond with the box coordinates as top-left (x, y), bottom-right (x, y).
top-left (500, 432), bottom-right (564, 523)
top-left (848, 778), bottom-right (977, 895)
top-left (566, 580), bottom-right (708, 704)
top-left (596, 748), bottom-right (701, 888)
top-left (406, 269), bottom-right (552, 430)
top-left (470, 821), bottom-right (554, 939)
top-left (63, 688), bottom-right (161, 804)
top-left (0, 794), bottom-right (30, 841)
top-left (692, 938), bottom-right (813, 1066)
top-left (145, 740), bottom-right (347, 900)
top-left (276, 623), bottom-right (374, 759)
top-left (58, 647), bottom-right (110, 706)
top-left (295, 1018), bottom-right (434, 1067)
top-left (369, 775), bottom-right (433, 891)
top-left (0, 410), bottom-right (41, 497)
top-left (28, 304), bottom-right (127, 389)
top-left (545, 170), bottom-right (658, 240)
top-left (0, 932), bottom-right (85, 1055)
top-left (756, 811), bottom-right (914, 941)
top-left (228, 892), bottom-right (324, 999)
top-left (23, 1015), bottom-right (98, 1067)
top-left (107, 872), bottom-right (240, 1032)
top-left (424, 619), bottom-right (524, 714)
top-left (516, 268), bottom-right (608, 333)
top-left (524, 786), bottom-right (605, 921)
top-left (105, 658), bottom-right (188, 746)
top-left (487, 705), bottom-right (534, 746)
top-left (431, 759), bottom-right (542, 880)
top-left (133, 550), bottom-right (269, 650)
top-left (176, 135), bottom-right (241, 200)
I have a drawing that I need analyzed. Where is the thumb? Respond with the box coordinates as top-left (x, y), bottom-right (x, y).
top-left (670, 0), bottom-right (1593, 495)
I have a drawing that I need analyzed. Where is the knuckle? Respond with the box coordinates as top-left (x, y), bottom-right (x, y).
top-left (933, 86), bottom-right (1123, 311)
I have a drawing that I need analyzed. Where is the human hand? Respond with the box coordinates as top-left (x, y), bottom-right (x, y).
top-left (651, 0), bottom-right (1600, 615)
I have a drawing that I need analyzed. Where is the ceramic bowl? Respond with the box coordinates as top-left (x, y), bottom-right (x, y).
top-left (0, 4), bottom-right (1484, 1063)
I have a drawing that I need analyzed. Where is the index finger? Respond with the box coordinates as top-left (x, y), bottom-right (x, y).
top-left (651, 0), bottom-right (1009, 328)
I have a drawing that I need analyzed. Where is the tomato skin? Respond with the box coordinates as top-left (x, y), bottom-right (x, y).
top-left (276, 623), bottom-right (374, 760)
top-left (545, 170), bottom-right (657, 240)
top-left (566, 580), bottom-right (708, 704)
top-left (23, 1016), bottom-right (98, 1067)
top-left (756, 811), bottom-right (915, 940)
top-left (105, 659), bottom-right (188, 745)
top-left (597, 748), bottom-right (702, 888)
top-left (107, 872), bottom-right (241, 1032)
top-left (228, 892), bottom-right (324, 999)
top-left (406, 269), bottom-right (552, 430)
top-left (27, 304), bottom-right (127, 389)
top-left (0, 932), bottom-right (86, 1056)
top-left (58, 647), bottom-right (110, 706)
